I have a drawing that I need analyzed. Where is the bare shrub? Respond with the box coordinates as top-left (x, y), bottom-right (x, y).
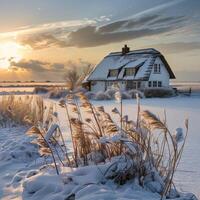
top-left (64, 67), bottom-right (82, 91)
top-left (64, 64), bottom-right (93, 91)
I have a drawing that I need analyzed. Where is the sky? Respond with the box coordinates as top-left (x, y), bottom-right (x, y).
top-left (0, 0), bottom-right (199, 81)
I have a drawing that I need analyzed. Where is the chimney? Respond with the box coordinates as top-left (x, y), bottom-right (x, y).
top-left (122, 44), bottom-right (130, 55)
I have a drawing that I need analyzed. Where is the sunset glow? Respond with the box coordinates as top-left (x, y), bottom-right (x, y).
top-left (0, 42), bottom-right (23, 69)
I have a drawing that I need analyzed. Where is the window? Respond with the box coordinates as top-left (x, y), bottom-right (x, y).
top-left (153, 81), bottom-right (157, 87)
top-left (148, 81), bottom-right (152, 87)
top-left (109, 69), bottom-right (118, 77)
top-left (154, 64), bottom-right (161, 73)
top-left (125, 68), bottom-right (135, 76)
top-left (158, 81), bottom-right (162, 87)
top-left (151, 81), bottom-right (162, 88)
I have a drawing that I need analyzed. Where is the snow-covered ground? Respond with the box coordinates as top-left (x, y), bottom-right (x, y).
top-left (0, 96), bottom-right (199, 199)
top-left (0, 127), bottom-right (39, 199)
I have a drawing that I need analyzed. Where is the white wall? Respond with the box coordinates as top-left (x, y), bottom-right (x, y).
top-left (106, 81), bottom-right (126, 90)
top-left (148, 57), bottom-right (170, 88)
top-left (91, 81), bottom-right (127, 92)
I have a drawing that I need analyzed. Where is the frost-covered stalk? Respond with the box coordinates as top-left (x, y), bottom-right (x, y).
top-left (114, 87), bottom-right (123, 130)
top-left (114, 87), bottom-right (123, 154)
top-left (136, 93), bottom-right (140, 129)
top-left (162, 122), bottom-right (189, 198)
top-left (73, 94), bottom-right (89, 165)
top-left (44, 140), bottom-right (59, 175)
top-left (59, 98), bottom-right (78, 167)
top-left (57, 126), bottom-right (71, 166)
top-left (27, 126), bottom-right (59, 175)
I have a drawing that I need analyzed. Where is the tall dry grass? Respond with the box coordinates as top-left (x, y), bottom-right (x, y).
top-left (25, 101), bottom-right (71, 175)
top-left (0, 95), bottom-right (44, 127)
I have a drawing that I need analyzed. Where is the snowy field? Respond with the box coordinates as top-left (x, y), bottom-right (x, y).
top-left (0, 95), bottom-right (199, 199)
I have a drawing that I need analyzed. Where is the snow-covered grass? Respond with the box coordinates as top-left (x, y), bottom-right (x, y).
top-left (0, 95), bottom-right (44, 127)
top-left (91, 96), bottom-right (200, 197)
top-left (0, 95), bottom-right (199, 200)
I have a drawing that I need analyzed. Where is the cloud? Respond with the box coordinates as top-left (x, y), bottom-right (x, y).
top-left (17, 13), bottom-right (187, 49)
top-left (10, 60), bottom-right (50, 72)
top-left (0, 18), bottom-right (98, 42)
top-left (98, 20), bottom-right (129, 33)
top-left (130, 0), bottom-right (186, 18)
top-left (10, 59), bottom-right (69, 73)
top-left (65, 13), bottom-right (186, 47)
top-left (18, 33), bottom-right (68, 50)
top-left (66, 25), bottom-right (176, 48)
top-left (153, 42), bottom-right (200, 53)
top-left (10, 58), bottom-right (92, 73)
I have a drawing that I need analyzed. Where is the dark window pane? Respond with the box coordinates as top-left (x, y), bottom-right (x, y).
top-left (158, 81), bottom-right (162, 87)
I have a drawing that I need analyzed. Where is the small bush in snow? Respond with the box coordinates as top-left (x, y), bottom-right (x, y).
top-left (90, 89), bottom-right (144, 100)
top-left (144, 88), bottom-right (175, 98)
top-left (85, 91), bottom-right (96, 99)
top-left (104, 88), bottom-right (117, 99)
top-left (94, 91), bottom-right (111, 100)
top-left (121, 91), bottom-right (132, 99)
top-left (128, 89), bottom-right (144, 98)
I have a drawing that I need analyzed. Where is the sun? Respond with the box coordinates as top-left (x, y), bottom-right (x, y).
top-left (0, 42), bottom-right (23, 69)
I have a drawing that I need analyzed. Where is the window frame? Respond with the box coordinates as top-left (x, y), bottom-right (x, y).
top-left (158, 81), bottom-right (162, 87)
top-left (153, 81), bottom-right (157, 87)
top-left (109, 69), bottom-right (118, 77)
top-left (148, 81), bottom-right (152, 87)
top-left (153, 63), bottom-right (161, 74)
top-left (124, 67), bottom-right (135, 76)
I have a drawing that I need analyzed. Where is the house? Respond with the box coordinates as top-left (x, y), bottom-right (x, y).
top-left (84, 45), bottom-right (175, 92)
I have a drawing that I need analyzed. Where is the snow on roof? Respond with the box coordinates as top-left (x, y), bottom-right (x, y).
top-left (108, 48), bottom-right (160, 57)
top-left (86, 48), bottom-right (175, 81)
top-left (135, 57), bottom-right (154, 79)
top-left (124, 58), bottom-right (147, 69)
